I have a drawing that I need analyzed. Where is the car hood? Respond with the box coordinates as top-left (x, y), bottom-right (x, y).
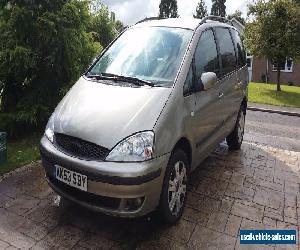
top-left (52, 77), bottom-right (172, 149)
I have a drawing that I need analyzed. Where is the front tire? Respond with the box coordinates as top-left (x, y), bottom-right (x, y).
top-left (159, 149), bottom-right (189, 224)
top-left (226, 106), bottom-right (246, 150)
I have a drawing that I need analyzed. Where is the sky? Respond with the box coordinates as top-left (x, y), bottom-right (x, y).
top-left (101, 0), bottom-right (250, 25)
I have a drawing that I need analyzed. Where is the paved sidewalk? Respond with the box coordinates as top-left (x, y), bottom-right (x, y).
top-left (0, 142), bottom-right (300, 249)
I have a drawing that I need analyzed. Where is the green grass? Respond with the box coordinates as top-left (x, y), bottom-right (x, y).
top-left (0, 135), bottom-right (40, 175)
top-left (248, 83), bottom-right (300, 108)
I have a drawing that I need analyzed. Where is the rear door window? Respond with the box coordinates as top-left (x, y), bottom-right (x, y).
top-left (215, 28), bottom-right (237, 75)
top-left (231, 29), bottom-right (246, 68)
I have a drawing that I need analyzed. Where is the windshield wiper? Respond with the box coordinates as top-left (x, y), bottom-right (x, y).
top-left (85, 74), bottom-right (112, 81)
top-left (87, 72), bottom-right (154, 87)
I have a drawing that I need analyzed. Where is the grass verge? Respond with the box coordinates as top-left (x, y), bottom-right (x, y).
top-left (0, 134), bottom-right (40, 175)
top-left (248, 83), bottom-right (300, 108)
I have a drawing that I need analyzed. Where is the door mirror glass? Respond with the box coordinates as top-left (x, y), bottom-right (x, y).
top-left (195, 72), bottom-right (217, 91)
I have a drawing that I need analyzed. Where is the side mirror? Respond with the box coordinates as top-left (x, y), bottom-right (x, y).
top-left (195, 72), bottom-right (218, 92)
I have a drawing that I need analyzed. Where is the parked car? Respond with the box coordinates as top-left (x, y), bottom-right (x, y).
top-left (40, 16), bottom-right (248, 224)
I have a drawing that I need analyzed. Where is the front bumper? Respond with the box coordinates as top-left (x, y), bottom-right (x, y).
top-left (40, 136), bottom-right (170, 217)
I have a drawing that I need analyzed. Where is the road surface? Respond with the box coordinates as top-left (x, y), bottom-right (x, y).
top-left (245, 110), bottom-right (300, 152)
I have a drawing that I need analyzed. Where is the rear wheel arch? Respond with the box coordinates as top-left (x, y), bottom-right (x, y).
top-left (241, 96), bottom-right (247, 113)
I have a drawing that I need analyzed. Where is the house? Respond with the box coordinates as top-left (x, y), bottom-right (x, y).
top-left (231, 18), bottom-right (300, 86)
top-left (249, 57), bottom-right (300, 86)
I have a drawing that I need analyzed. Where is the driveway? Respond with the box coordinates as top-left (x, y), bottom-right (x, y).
top-left (0, 111), bottom-right (299, 249)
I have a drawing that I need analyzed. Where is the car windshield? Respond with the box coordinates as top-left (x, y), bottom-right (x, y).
top-left (88, 26), bottom-right (193, 86)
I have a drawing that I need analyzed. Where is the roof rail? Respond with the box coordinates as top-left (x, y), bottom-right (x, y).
top-left (200, 15), bottom-right (233, 25)
top-left (136, 17), bottom-right (163, 25)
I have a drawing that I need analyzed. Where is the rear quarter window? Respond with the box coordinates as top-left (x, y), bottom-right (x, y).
top-left (231, 29), bottom-right (246, 68)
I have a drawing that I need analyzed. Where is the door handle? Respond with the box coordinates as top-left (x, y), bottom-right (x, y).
top-left (236, 81), bottom-right (243, 90)
top-left (218, 92), bottom-right (224, 99)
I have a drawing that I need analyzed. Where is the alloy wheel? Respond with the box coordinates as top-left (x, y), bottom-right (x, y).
top-left (168, 161), bottom-right (187, 216)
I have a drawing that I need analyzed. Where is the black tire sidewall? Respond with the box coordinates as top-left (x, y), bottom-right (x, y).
top-left (159, 149), bottom-right (189, 224)
top-left (227, 106), bottom-right (246, 150)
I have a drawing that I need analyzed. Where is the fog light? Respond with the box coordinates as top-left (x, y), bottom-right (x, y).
top-left (119, 197), bottom-right (145, 211)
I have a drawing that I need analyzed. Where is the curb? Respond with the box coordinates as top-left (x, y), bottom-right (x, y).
top-left (248, 107), bottom-right (300, 117)
top-left (0, 160), bottom-right (41, 182)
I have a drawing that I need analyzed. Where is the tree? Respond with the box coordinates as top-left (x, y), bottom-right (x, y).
top-left (89, 4), bottom-right (117, 48)
top-left (193, 0), bottom-right (208, 19)
top-left (115, 20), bottom-right (126, 32)
top-left (227, 10), bottom-right (245, 25)
top-left (0, 0), bottom-right (100, 128)
top-left (159, 0), bottom-right (179, 18)
top-left (211, 0), bottom-right (226, 17)
top-left (244, 0), bottom-right (300, 91)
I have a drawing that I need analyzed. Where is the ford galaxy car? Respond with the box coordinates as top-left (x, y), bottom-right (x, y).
top-left (40, 16), bottom-right (248, 224)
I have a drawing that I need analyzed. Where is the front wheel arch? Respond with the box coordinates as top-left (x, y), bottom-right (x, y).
top-left (171, 137), bottom-right (192, 167)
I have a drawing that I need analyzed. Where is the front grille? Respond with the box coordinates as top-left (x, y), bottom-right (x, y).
top-left (55, 133), bottom-right (109, 161)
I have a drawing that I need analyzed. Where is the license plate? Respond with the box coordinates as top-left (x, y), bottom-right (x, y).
top-left (55, 165), bottom-right (88, 192)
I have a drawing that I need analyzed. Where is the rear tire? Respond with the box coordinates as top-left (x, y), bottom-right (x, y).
top-left (159, 149), bottom-right (189, 224)
top-left (226, 105), bottom-right (246, 150)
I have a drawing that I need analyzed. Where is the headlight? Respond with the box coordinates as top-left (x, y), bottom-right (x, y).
top-left (45, 128), bottom-right (54, 143)
top-left (45, 115), bottom-right (54, 143)
top-left (106, 131), bottom-right (154, 162)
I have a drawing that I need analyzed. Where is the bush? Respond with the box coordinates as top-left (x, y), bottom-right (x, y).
top-left (261, 74), bottom-right (266, 83)
top-left (0, 1), bottom-right (120, 138)
top-left (0, 112), bottom-right (41, 139)
top-left (0, 1), bottom-right (101, 128)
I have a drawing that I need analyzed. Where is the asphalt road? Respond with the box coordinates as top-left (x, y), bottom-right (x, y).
top-left (244, 110), bottom-right (300, 152)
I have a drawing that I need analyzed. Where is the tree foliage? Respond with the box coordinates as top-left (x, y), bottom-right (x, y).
top-left (244, 0), bottom-right (300, 91)
top-left (159, 0), bottom-right (179, 18)
top-left (227, 10), bottom-right (245, 25)
top-left (193, 0), bottom-right (208, 19)
top-left (210, 0), bottom-right (226, 17)
top-left (115, 20), bottom-right (126, 32)
top-left (0, 1), bottom-right (121, 135)
top-left (89, 3), bottom-right (117, 48)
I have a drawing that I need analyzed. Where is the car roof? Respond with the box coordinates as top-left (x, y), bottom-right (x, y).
top-left (134, 18), bottom-right (201, 30)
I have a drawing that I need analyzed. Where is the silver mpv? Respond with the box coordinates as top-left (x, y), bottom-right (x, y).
top-left (40, 16), bottom-right (248, 223)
